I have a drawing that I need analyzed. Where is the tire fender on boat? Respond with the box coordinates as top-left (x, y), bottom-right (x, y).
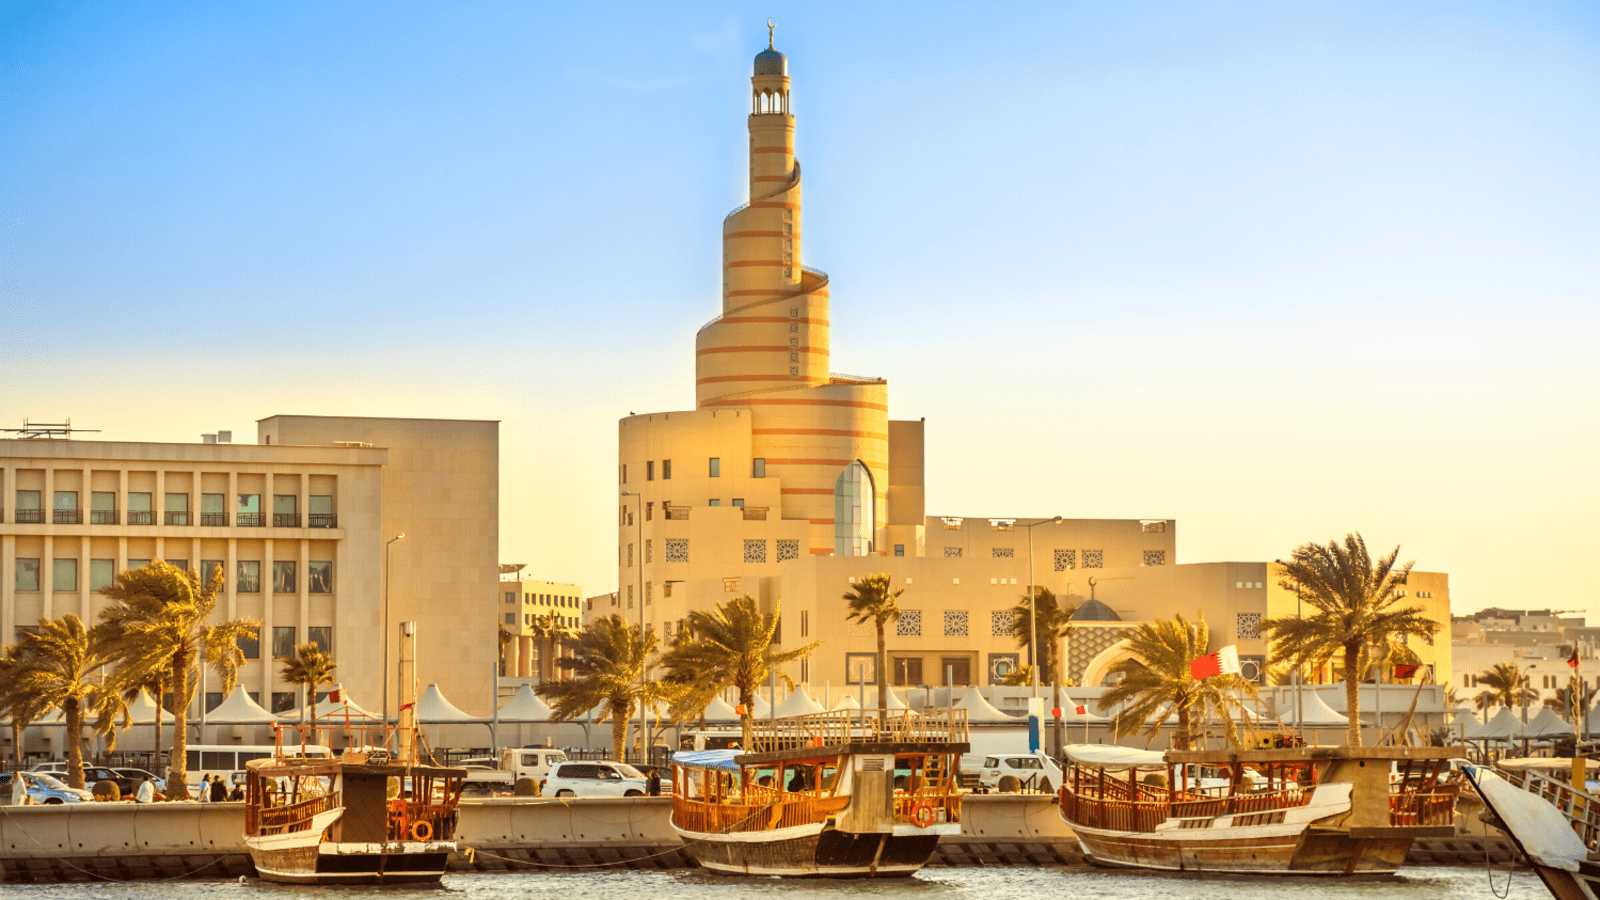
top-left (911, 803), bottom-right (935, 828)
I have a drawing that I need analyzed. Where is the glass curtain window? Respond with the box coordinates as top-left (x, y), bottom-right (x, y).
top-left (202, 560), bottom-right (224, 586)
top-left (273, 561), bottom-right (296, 593)
top-left (308, 562), bottom-right (333, 593)
top-left (833, 460), bottom-right (876, 557)
top-left (237, 630), bottom-right (260, 660)
top-left (16, 558), bottom-right (40, 591)
top-left (272, 627), bottom-right (296, 659)
top-left (308, 627), bottom-right (332, 654)
top-left (238, 561), bottom-right (261, 593)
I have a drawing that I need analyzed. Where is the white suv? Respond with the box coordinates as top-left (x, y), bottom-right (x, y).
top-left (978, 753), bottom-right (1064, 793)
top-left (540, 761), bottom-right (649, 798)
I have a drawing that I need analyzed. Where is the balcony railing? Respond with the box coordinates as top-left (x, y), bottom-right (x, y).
top-left (308, 513), bottom-right (337, 528)
top-left (273, 513), bottom-right (301, 528)
top-left (164, 511), bottom-right (190, 526)
top-left (237, 513), bottom-right (265, 527)
top-left (90, 510), bottom-right (119, 525)
top-left (201, 513), bottom-right (228, 527)
top-left (15, 509), bottom-right (43, 524)
top-left (664, 506), bottom-right (691, 521)
top-left (127, 511), bottom-right (153, 525)
top-left (54, 510), bottom-right (83, 525)
top-left (742, 507), bottom-right (769, 520)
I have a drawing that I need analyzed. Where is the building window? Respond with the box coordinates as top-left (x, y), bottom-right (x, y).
top-left (271, 692), bottom-right (295, 714)
top-left (732, 498), bottom-right (744, 507)
top-left (628, 543), bottom-right (634, 567)
top-left (744, 539), bottom-right (767, 563)
top-left (271, 626), bottom-right (296, 659)
top-left (753, 458), bottom-right (766, 478)
top-left (308, 626), bottom-right (332, 654)
top-left (1143, 550), bottom-right (1166, 566)
top-left (506, 591), bottom-right (515, 604)
top-left (893, 656), bottom-right (923, 686)
top-left (944, 610), bottom-right (969, 637)
top-left (53, 490), bottom-right (80, 524)
top-left (663, 459), bottom-right (672, 479)
top-left (833, 461), bottom-right (875, 557)
top-left (127, 559), bottom-right (150, 571)
top-left (646, 539), bottom-right (652, 563)
top-left (990, 610), bottom-right (1017, 637)
top-left (646, 582), bottom-right (653, 605)
top-left (646, 502), bottom-right (653, 521)
top-left (621, 464), bottom-right (627, 484)
top-left (1142, 520), bottom-right (1167, 533)
top-left (800, 610), bottom-right (809, 638)
top-left (627, 585), bottom-right (634, 608)
top-left (1054, 549), bottom-right (1076, 571)
top-left (1082, 549), bottom-right (1104, 568)
top-left (273, 561), bottom-right (297, 593)
top-left (201, 559), bottom-right (224, 587)
top-left (237, 493), bottom-right (262, 527)
top-left (708, 499), bottom-right (720, 506)
top-left (91, 491), bottom-right (117, 524)
top-left (709, 458), bottom-right (720, 477)
top-left (91, 559), bottom-right (115, 591)
top-left (944, 547), bottom-right (962, 558)
top-left (894, 544), bottom-right (905, 556)
top-left (16, 558), bottom-right (40, 592)
top-left (53, 559), bottom-right (78, 591)
top-left (941, 657), bottom-right (973, 687)
top-left (201, 493), bottom-right (227, 526)
top-left (164, 492), bottom-right (189, 526)
top-left (238, 629), bottom-right (259, 660)
top-left (1236, 613), bottom-right (1262, 640)
top-left (14, 490), bottom-right (42, 523)
top-left (308, 494), bottom-right (335, 528)
top-left (897, 609), bottom-right (922, 637)
top-left (505, 612), bottom-right (515, 626)
top-left (309, 561), bottom-right (332, 593)
top-left (238, 561), bottom-right (261, 593)
top-left (647, 461), bottom-right (654, 481)
top-left (273, 495), bottom-right (298, 528)
top-left (777, 539), bottom-right (799, 562)
top-left (666, 539), bottom-right (689, 563)
top-left (127, 492), bottom-right (152, 525)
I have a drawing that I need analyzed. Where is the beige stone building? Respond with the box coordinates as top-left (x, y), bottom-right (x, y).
top-left (498, 574), bottom-right (584, 678)
top-left (1, 414), bottom-right (500, 757)
top-left (613, 37), bottom-right (1456, 698)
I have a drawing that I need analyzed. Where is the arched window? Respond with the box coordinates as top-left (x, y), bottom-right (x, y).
top-left (833, 461), bottom-right (875, 557)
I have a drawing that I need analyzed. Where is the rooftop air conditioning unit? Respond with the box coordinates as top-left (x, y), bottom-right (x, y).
top-left (202, 434), bottom-right (217, 444)
top-left (217, 431), bottom-right (232, 443)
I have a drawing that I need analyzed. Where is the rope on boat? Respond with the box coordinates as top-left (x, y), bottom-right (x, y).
top-left (1481, 815), bottom-right (1513, 899)
top-left (0, 801), bottom-right (233, 883)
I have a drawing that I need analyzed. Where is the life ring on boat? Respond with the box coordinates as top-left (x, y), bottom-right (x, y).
top-left (411, 820), bottom-right (433, 841)
top-left (911, 803), bottom-right (935, 828)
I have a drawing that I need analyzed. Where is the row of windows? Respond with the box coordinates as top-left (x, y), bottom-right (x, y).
top-left (843, 652), bottom-right (976, 687)
top-left (1462, 672), bottom-right (1599, 690)
top-left (9, 490), bottom-right (335, 527)
top-left (13, 558), bottom-right (333, 593)
top-left (503, 591), bottom-right (580, 607)
top-left (9, 623), bottom-right (328, 667)
top-left (505, 613), bottom-right (581, 629)
top-left (620, 458), bottom-right (768, 484)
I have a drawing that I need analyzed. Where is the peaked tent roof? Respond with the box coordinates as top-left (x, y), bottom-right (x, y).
top-left (877, 687), bottom-right (908, 710)
top-left (956, 688), bottom-right (1022, 724)
top-left (1465, 707), bottom-right (1526, 741)
top-left (496, 684), bottom-right (553, 722)
top-left (750, 694), bottom-right (771, 717)
top-left (1522, 706), bottom-right (1576, 739)
top-left (701, 696), bottom-right (739, 723)
top-left (206, 684), bottom-right (280, 724)
top-left (1052, 691), bottom-right (1109, 723)
top-left (775, 689), bottom-right (827, 717)
top-left (831, 694), bottom-right (861, 711)
top-left (417, 683), bottom-right (485, 723)
top-left (1272, 689), bottom-right (1350, 727)
top-left (295, 683), bottom-right (383, 723)
top-left (41, 688), bottom-right (176, 725)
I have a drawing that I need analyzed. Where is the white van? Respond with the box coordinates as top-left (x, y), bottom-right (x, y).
top-left (183, 744), bottom-right (331, 797)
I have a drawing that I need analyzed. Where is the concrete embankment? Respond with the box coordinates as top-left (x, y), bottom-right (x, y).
top-left (0, 795), bottom-right (1520, 884)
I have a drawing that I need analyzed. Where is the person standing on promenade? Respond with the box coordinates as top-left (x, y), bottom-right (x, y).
top-left (647, 768), bottom-right (662, 796)
top-left (211, 776), bottom-right (228, 802)
top-left (136, 776), bottom-right (154, 804)
top-left (199, 774), bottom-right (211, 802)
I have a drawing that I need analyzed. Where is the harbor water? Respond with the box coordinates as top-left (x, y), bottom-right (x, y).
top-left (0, 866), bottom-right (1549, 900)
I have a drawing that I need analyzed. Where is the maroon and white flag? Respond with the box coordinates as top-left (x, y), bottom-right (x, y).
top-left (1189, 646), bottom-right (1241, 680)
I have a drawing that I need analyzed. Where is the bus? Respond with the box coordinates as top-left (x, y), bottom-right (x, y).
top-left (182, 743), bottom-right (331, 797)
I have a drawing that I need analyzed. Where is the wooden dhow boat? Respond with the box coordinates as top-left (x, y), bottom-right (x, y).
top-left (243, 722), bottom-right (467, 885)
top-left (1058, 743), bottom-right (1461, 875)
top-left (1464, 760), bottom-right (1600, 900)
top-left (670, 708), bottom-right (969, 877)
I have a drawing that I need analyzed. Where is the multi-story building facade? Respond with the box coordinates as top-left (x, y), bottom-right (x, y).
top-left (1453, 608), bottom-right (1600, 713)
top-left (615, 36), bottom-right (1456, 698)
top-left (2, 414), bottom-right (499, 758)
top-left (499, 576), bottom-right (583, 678)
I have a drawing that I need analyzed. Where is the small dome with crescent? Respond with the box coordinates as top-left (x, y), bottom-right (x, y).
top-left (754, 47), bottom-right (786, 76)
top-left (1073, 598), bottom-right (1122, 622)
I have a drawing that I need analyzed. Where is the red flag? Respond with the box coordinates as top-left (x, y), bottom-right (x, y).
top-left (1570, 649), bottom-right (1581, 669)
top-left (399, 702), bottom-right (415, 712)
top-left (328, 688), bottom-right (342, 703)
top-left (1190, 646), bottom-right (1241, 680)
top-left (1075, 705), bottom-right (1087, 716)
top-left (1392, 664), bottom-right (1420, 681)
top-left (734, 704), bottom-right (747, 716)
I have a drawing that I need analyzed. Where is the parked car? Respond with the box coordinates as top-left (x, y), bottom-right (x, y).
top-left (540, 761), bottom-right (649, 798)
top-left (458, 748), bottom-right (570, 795)
top-left (977, 753), bottom-right (1064, 793)
top-left (110, 768), bottom-right (167, 794)
top-left (27, 762), bottom-right (133, 796)
top-left (1, 771), bottom-right (95, 804)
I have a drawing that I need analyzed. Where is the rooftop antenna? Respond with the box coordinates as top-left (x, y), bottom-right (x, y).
top-left (1, 419), bottom-right (100, 439)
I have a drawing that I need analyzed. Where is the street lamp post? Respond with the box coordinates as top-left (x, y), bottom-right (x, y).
top-left (383, 533), bottom-right (405, 731)
top-left (1022, 516), bottom-right (1064, 754)
top-left (621, 491), bottom-right (644, 763)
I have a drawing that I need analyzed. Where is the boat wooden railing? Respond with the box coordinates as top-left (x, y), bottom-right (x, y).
top-left (388, 795), bottom-right (459, 841)
top-left (1496, 765), bottom-right (1600, 848)
top-left (254, 790), bottom-right (341, 835)
top-left (893, 788), bottom-right (962, 825)
top-left (672, 794), bottom-right (850, 835)
top-left (744, 709), bottom-right (970, 753)
top-left (1061, 793), bottom-right (1168, 833)
top-left (1067, 786), bottom-right (1310, 833)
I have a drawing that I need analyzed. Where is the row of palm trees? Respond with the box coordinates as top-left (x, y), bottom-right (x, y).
top-left (0, 561), bottom-right (338, 796)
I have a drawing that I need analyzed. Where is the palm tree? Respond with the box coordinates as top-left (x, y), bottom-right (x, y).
top-left (1547, 676), bottom-right (1586, 723)
top-left (1474, 661), bottom-right (1537, 717)
top-left (1099, 612), bottom-right (1258, 751)
top-left (1261, 533), bottom-right (1439, 747)
top-left (0, 643), bottom-right (54, 768)
top-left (528, 614), bottom-right (572, 682)
top-left (536, 615), bottom-right (658, 761)
top-left (660, 595), bottom-right (819, 749)
top-left (8, 615), bottom-right (118, 788)
top-left (281, 642), bottom-right (338, 723)
top-left (98, 560), bottom-right (260, 797)
top-left (843, 574), bottom-right (904, 715)
top-left (119, 670), bottom-right (166, 768)
top-left (497, 626), bottom-right (514, 676)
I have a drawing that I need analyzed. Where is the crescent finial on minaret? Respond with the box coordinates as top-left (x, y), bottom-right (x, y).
top-left (767, 18), bottom-right (775, 48)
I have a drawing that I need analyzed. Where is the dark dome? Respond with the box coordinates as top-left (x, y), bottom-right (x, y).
top-left (754, 48), bottom-right (787, 76)
top-left (1073, 599), bottom-right (1122, 622)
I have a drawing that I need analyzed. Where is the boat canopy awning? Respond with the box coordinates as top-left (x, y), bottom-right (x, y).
top-left (1064, 744), bottom-right (1168, 768)
top-left (671, 749), bottom-right (742, 772)
top-left (1497, 758), bottom-right (1600, 773)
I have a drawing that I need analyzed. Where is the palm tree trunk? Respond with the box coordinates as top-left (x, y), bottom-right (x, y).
top-left (1176, 702), bottom-right (1192, 752)
top-left (170, 648), bottom-right (190, 799)
top-left (875, 620), bottom-right (888, 719)
top-left (65, 697), bottom-right (85, 789)
top-left (611, 700), bottom-right (629, 761)
top-left (1344, 642), bottom-right (1363, 748)
top-left (739, 685), bottom-right (754, 750)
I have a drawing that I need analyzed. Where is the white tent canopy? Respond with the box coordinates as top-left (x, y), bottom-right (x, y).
top-left (296, 683), bottom-right (382, 723)
top-left (774, 689), bottom-right (826, 717)
top-left (749, 694), bottom-right (771, 717)
top-left (1051, 691), bottom-right (1108, 724)
top-left (831, 694), bottom-right (861, 712)
top-left (206, 684), bottom-right (280, 725)
top-left (417, 683), bottom-right (485, 724)
top-left (1273, 689), bottom-right (1350, 727)
top-left (1065, 744), bottom-right (1168, 768)
top-left (1466, 707), bottom-right (1526, 741)
top-left (1522, 706), bottom-right (1577, 740)
top-left (496, 684), bottom-right (552, 722)
top-left (700, 696), bottom-right (739, 723)
top-left (956, 688), bottom-right (1020, 724)
top-left (40, 688), bottom-right (176, 726)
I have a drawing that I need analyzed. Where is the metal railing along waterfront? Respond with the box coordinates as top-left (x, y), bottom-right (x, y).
top-left (744, 708), bottom-right (970, 754)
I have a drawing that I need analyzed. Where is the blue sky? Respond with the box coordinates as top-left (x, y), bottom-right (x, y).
top-left (4, 1), bottom-right (1597, 617)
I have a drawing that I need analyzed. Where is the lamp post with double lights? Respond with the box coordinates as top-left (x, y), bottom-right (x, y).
top-left (382, 533), bottom-right (405, 731)
top-left (620, 491), bottom-right (644, 763)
